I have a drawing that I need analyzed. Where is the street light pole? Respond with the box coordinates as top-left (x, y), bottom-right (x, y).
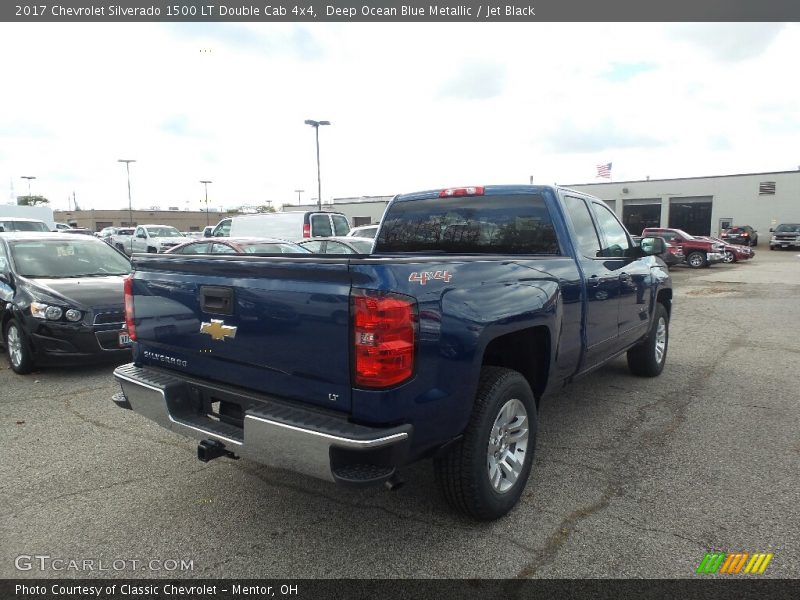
top-left (21, 176), bottom-right (36, 204)
top-left (304, 119), bottom-right (330, 211)
top-left (294, 189), bottom-right (304, 205)
top-left (117, 160), bottom-right (136, 226)
top-left (200, 180), bottom-right (212, 226)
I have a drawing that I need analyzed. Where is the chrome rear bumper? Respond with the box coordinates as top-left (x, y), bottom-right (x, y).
top-left (113, 363), bottom-right (411, 484)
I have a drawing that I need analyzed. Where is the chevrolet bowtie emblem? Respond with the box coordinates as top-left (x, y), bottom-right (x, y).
top-left (200, 319), bottom-right (237, 341)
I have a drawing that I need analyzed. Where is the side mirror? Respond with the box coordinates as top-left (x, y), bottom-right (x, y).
top-left (204, 229), bottom-right (212, 237)
top-left (769, 228), bottom-right (774, 232)
top-left (640, 236), bottom-right (666, 256)
top-left (0, 225), bottom-right (4, 232)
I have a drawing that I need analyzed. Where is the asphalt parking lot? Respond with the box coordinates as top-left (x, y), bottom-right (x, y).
top-left (2, 250), bottom-right (798, 579)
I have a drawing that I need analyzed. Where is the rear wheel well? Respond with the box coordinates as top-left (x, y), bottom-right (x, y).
top-left (657, 288), bottom-right (672, 316)
top-left (481, 326), bottom-right (550, 403)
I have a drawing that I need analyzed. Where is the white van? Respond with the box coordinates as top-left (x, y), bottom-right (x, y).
top-left (209, 211), bottom-right (350, 240)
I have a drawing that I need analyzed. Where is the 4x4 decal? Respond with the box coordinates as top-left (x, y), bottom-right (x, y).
top-left (409, 271), bottom-right (452, 285)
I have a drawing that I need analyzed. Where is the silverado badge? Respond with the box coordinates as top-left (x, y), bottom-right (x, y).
top-left (200, 319), bottom-right (237, 341)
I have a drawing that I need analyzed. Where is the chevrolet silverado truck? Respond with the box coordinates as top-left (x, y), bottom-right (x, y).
top-left (641, 227), bottom-right (725, 269)
top-left (769, 223), bottom-right (800, 250)
top-left (112, 185), bottom-right (673, 520)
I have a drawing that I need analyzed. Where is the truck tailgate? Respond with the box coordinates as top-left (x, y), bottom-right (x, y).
top-left (130, 255), bottom-right (353, 412)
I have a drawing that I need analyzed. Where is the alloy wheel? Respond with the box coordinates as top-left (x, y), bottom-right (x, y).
top-left (487, 398), bottom-right (529, 494)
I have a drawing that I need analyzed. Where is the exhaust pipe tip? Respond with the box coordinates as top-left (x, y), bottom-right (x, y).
top-left (384, 473), bottom-right (405, 492)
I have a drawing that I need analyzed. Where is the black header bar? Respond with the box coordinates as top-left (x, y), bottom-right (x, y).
top-left (3, 0), bottom-right (800, 22)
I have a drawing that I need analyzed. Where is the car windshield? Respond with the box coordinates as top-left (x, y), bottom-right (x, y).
top-left (146, 227), bottom-right (182, 237)
top-left (240, 242), bottom-right (311, 254)
top-left (774, 224), bottom-right (800, 233)
top-left (0, 220), bottom-right (50, 232)
top-left (9, 239), bottom-right (132, 278)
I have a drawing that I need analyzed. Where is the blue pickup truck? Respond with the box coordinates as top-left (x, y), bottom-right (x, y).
top-left (113, 185), bottom-right (672, 520)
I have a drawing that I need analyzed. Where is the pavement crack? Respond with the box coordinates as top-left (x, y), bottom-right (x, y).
top-left (611, 515), bottom-right (709, 549)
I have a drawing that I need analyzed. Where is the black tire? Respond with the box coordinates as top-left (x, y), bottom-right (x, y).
top-left (686, 251), bottom-right (706, 269)
top-left (627, 303), bottom-right (669, 377)
top-left (434, 366), bottom-right (537, 521)
top-left (4, 319), bottom-right (35, 374)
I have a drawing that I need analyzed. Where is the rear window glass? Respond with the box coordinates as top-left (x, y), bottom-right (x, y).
top-left (375, 194), bottom-right (560, 254)
top-left (331, 215), bottom-right (350, 236)
top-left (311, 214), bottom-right (333, 237)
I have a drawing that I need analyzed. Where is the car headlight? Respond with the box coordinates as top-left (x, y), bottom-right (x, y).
top-left (30, 302), bottom-right (79, 321)
top-left (30, 302), bottom-right (49, 319)
top-left (45, 306), bottom-right (63, 320)
top-left (65, 309), bottom-right (82, 322)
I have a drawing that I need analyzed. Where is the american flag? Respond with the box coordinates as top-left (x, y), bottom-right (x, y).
top-left (596, 162), bottom-right (612, 178)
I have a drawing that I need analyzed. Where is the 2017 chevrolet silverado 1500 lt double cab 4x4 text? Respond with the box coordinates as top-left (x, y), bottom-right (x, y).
top-left (112, 185), bottom-right (673, 520)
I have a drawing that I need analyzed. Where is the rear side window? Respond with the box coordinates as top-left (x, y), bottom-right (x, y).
top-left (375, 194), bottom-right (560, 254)
top-left (563, 196), bottom-right (602, 258)
top-left (311, 214), bottom-right (333, 237)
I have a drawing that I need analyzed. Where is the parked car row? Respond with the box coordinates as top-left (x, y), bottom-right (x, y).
top-left (641, 227), bottom-right (756, 268)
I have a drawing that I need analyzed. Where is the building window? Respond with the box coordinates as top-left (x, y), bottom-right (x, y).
top-left (759, 181), bottom-right (776, 195)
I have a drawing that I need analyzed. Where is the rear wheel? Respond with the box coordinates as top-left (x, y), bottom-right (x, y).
top-left (434, 366), bottom-right (537, 521)
top-left (723, 251), bottom-right (736, 264)
top-left (4, 319), bottom-right (35, 374)
top-left (686, 251), bottom-right (706, 268)
top-left (627, 303), bottom-right (669, 377)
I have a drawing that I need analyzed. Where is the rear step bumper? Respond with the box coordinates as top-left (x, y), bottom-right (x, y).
top-left (112, 363), bottom-right (412, 486)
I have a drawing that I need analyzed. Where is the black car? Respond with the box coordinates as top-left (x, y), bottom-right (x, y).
top-left (720, 225), bottom-right (758, 247)
top-left (0, 233), bottom-right (132, 374)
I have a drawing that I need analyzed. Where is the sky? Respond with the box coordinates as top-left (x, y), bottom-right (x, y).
top-left (1, 22), bottom-right (799, 212)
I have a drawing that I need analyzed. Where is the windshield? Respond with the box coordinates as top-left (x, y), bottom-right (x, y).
top-left (774, 224), bottom-right (800, 233)
top-left (10, 239), bottom-right (132, 278)
top-left (146, 227), bottom-right (182, 237)
top-left (0, 220), bottom-right (50, 233)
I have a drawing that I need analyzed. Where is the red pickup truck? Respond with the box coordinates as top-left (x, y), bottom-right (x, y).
top-left (642, 228), bottom-right (726, 268)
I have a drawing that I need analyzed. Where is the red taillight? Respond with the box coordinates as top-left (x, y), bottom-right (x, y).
top-left (124, 275), bottom-right (137, 341)
top-left (352, 290), bottom-right (416, 388)
top-left (741, 232), bottom-right (749, 237)
top-left (439, 186), bottom-right (485, 198)
top-left (302, 223), bottom-right (311, 238)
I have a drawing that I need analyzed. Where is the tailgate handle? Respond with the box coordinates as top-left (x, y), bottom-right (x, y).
top-left (200, 286), bottom-right (234, 315)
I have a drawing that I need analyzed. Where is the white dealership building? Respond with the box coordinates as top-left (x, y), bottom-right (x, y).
top-left (313, 170), bottom-right (799, 241)
top-left (566, 169), bottom-right (800, 238)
